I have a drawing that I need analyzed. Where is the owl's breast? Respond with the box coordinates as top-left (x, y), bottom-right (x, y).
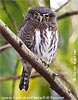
top-left (34, 28), bottom-right (58, 64)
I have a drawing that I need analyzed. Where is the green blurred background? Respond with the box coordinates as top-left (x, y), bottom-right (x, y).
top-left (0, 0), bottom-right (78, 100)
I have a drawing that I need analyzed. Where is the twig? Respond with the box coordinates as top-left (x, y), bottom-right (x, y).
top-left (55, 0), bottom-right (71, 12)
top-left (0, 20), bottom-right (76, 100)
top-left (1, 0), bottom-right (18, 33)
top-left (0, 73), bottom-right (41, 81)
top-left (0, 75), bottom-right (20, 81)
top-left (0, 44), bottom-right (11, 52)
top-left (57, 11), bottom-right (78, 20)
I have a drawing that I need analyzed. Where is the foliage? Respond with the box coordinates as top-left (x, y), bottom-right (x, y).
top-left (0, 0), bottom-right (78, 100)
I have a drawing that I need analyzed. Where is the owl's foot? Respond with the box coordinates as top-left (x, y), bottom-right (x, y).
top-left (40, 58), bottom-right (49, 68)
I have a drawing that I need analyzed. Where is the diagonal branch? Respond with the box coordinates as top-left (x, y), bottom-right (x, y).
top-left (57, 11), bottom-right (78, 20)
top-left (55, 0), bottom-right (71, 12)
top-left (0, 20), bottom-right (76, 100)
top-left (1, 0), bottom-right (18, 33)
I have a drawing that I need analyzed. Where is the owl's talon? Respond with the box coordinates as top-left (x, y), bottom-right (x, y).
top-left (40, 58), bottom-right (49, 68)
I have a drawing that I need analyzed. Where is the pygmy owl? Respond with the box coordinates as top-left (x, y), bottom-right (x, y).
top-left (19, 6), bottom-right (58, 91)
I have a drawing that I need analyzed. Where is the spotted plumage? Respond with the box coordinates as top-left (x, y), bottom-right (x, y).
top-left (19, 6), bottom-right (58, 91)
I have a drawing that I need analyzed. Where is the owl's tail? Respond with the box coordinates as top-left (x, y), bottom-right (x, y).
top-left (19, 61), bottom-right (32, 91)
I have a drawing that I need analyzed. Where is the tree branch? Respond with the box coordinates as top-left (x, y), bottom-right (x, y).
top-left (55, 0), bottom-right (71, 12)
top-left (0, 75), bottom-right (20, 81)
top-left (0, 73), bottom-right (41, 81)
top-left (0, 20), bottom-right (76, 100)
top-left (57, 11), bottom-right (78, 20)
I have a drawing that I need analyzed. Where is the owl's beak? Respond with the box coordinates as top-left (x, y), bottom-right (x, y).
top-left (39, 16), bottom-right (43, 23)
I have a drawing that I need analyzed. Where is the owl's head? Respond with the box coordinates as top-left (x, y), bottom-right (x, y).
top-left (26, 6), bottom-right (56, 24)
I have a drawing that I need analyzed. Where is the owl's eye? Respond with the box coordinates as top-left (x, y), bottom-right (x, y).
top-left (45, 15), bottom-right (49, 19)
top-left (34, 12), bottom-right (38, 17)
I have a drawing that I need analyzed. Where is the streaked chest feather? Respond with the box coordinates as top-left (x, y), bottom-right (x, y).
top-left (34, 28), bottom-right (58, 64)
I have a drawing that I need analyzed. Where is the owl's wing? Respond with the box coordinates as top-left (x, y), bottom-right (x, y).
top-left (18, 20), bottom-right (35, 51)
top-left (18, 20), bottom-right (34, 90)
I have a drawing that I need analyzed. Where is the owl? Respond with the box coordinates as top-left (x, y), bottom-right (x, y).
top-left (19, 6), bottom-right (58, 91)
